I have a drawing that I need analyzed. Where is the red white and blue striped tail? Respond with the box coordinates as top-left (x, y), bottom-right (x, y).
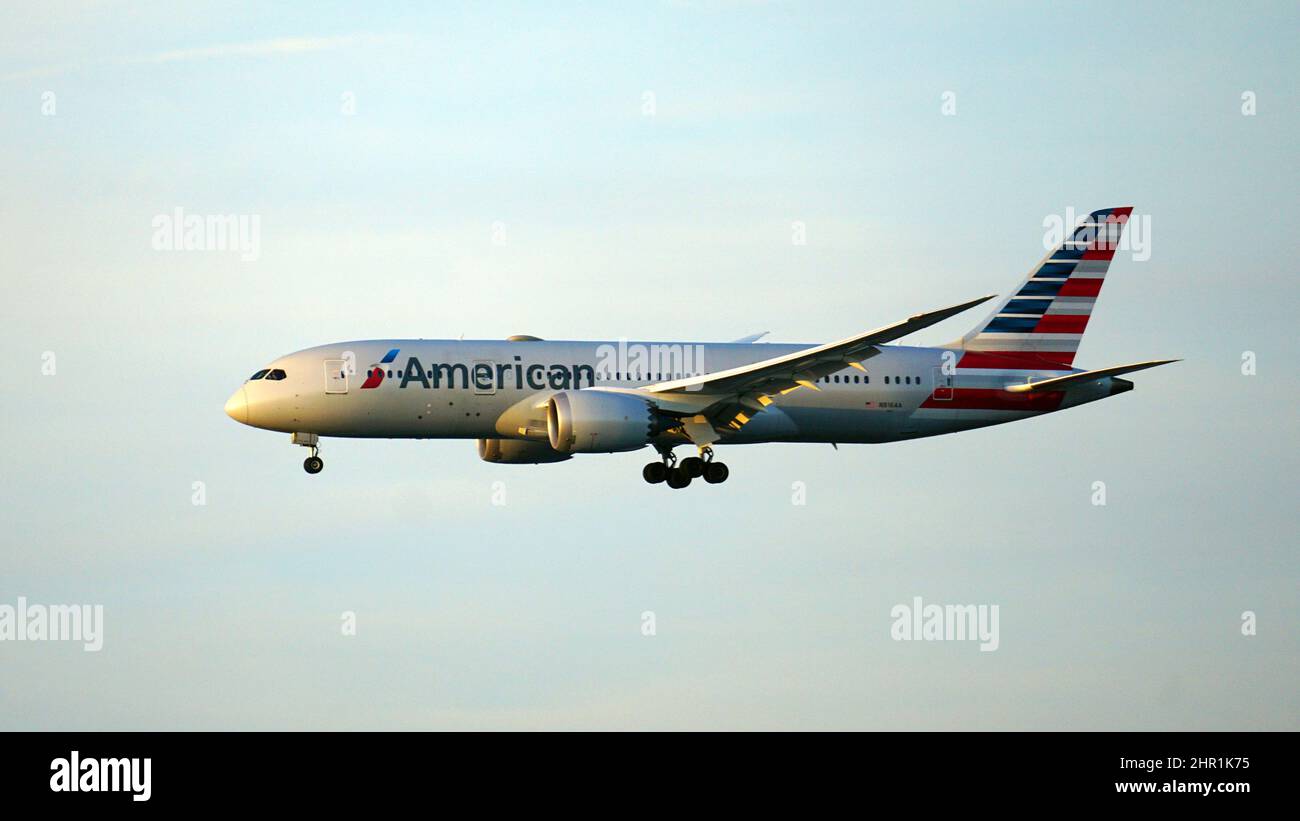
top-left (957, 207), bottom-right (1133, 370)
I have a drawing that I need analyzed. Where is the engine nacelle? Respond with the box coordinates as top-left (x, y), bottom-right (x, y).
top-left (477, 438), bottom-right (572, 464)
top-left (547, 391), bottom-right (662, 454)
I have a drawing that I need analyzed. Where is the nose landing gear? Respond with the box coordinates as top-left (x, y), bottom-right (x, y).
top-left (293, 432), bottom-right (324, 475)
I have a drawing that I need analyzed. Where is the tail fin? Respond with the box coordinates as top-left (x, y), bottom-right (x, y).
top-left (956, 206), bottom-right (1133, 369)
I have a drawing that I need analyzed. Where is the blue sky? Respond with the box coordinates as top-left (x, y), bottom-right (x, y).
top-left (1, 1), bottom-right (1296, 728)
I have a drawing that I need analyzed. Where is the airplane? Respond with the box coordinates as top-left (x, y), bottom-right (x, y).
top-left (224, 207), bottom-right (1176, 488)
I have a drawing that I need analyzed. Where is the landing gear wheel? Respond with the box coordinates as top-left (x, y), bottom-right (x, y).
top-left (680, 456), bottom-right (705, 478)
top-left (303, 456), bottom-right (324, 474)
top-left (703, 462), bottom-right (729, 484)
top-left (665, 468), bottom-right (692, 489)
top-left (642, 462), bottom-right (668, 484)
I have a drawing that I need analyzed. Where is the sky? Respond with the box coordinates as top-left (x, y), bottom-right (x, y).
top-left (0, 1), bottom-right (1296, 729)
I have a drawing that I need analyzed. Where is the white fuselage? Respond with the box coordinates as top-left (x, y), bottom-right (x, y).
top-left (224, 338), bottom-right (1120, 448)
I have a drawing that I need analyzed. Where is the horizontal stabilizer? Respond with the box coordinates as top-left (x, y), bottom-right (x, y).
top-left (1004, 359), bottom-right (1179, 393)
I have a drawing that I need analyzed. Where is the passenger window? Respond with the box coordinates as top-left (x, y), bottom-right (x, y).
top-left (248, 369), bottom-right (269, 381)
top-left (884, 376), bottom-right (890, 384)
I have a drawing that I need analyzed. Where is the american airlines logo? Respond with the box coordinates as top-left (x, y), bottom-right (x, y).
top-left (367, 351), bottom-right (597, 391)
top-left (359, 343), bottom-right (707, 391)
top-left (359, 348), bottom-right (402, 388)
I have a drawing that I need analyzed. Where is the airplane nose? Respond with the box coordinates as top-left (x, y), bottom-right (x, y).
top-left (224, 387), bottom-right (249, 424)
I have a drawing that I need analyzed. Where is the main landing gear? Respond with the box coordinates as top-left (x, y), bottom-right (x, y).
top-left (643, 446), bottom-right (728, 489)
top-left (293, 432), bottom-right (324, 474)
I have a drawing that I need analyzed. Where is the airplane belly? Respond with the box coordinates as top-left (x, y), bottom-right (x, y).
top-left (724, 406), bottom-right (800, 443)
top-left (771, 406), bottom-right (898, 444)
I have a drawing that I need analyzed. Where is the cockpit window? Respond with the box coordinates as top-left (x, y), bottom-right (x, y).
top-left (248, 369), bottom-right (269, 381)
top-left (264, 369), bottom-right (287, 381)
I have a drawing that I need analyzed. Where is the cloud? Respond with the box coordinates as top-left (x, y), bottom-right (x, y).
top-left (2, 33), bottom-right (402, 82)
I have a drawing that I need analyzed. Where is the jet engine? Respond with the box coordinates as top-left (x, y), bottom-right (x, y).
top-left (477, 438), bottom-right (572, 464)
top-left (546, 391), bottom-right (667, 454)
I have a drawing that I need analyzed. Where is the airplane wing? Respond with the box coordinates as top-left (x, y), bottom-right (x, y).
top-left (1003, 359), bottom-right (1179, 393)
top-left (645, 295), bottom-right (995, 397)
top-left (625, 295), bottom-right (995, 436)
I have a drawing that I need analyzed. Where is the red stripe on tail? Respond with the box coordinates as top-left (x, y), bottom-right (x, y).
top-left (955, 351), bottom-right (1076, 369)
top-left (1057, 278), bottom-right (1103, 297)
top-left (1033, 314), bottom-right (1089, 334)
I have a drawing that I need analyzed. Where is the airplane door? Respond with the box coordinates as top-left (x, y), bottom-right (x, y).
top-left (324, 359), bottom-right (348, 394)
top-left (931, 367), bottom-right (953, 401)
